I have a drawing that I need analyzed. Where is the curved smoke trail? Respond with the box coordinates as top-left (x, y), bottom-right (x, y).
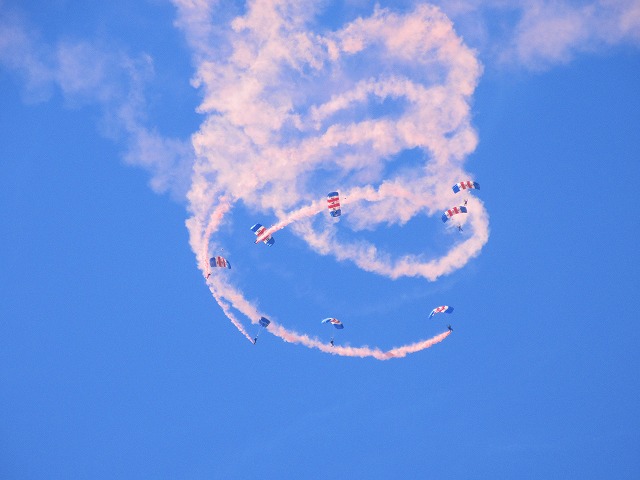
top-left (176, 0), bottom-right (487, 359)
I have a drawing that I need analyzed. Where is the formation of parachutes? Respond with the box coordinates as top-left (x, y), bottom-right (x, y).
top-left (442, 180), bottom-right (480, 226)
top-left (207, 182), bottom-right (481, 348)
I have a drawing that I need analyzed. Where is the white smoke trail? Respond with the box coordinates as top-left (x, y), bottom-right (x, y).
top-left (177, 0), bottom-right (486, 359)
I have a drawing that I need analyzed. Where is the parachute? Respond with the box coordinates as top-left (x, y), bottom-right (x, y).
top-left (253, 317), bottom-right (271, 344)
top-left (258, 317), bottom-right (271, 328)
top-left (251, 223), bottom-right (275, 246)
top-left (327, 191), bottom-right (341, 217)
top-left (321, 317), bottom-right (344, 329)
top-left (429, 306), bottom-right (453, 319)
top-left (441, 206), bottom-right (467, 222)
top-left (209, 256), bottom-right (231, 269)
top-left (452, 181), bottom-right (480, 194)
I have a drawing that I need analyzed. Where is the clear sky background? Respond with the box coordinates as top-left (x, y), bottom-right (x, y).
top-left (1, 1), bottom-right (639, 478)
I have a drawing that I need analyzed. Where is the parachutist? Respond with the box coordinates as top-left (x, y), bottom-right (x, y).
top-left (448, 325), bottom-right (453, 332)
top-left (464, 199), bottom-right (468, 206)
top-left (251, 317), bottom-right (270, 346)
top-left (323, 319), bottom-right (343, 346)
top-left (206, 273), bottom-right (211, 279)
top-left (457, 225), bottom-right (463, 232)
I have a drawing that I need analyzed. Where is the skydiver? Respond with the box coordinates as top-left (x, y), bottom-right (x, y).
top-left (448, 325), bottom-right (453, 332)
top-left (206, 273), bottom-right (211, 279)
top-left (330, 338), bottom-right (334, 347)
top-left (253, 337), bottom-right (258, 344)
top-left (457, 225), bottom-right (463, 232)
top-left (464, 199), bottom-right (468, 205)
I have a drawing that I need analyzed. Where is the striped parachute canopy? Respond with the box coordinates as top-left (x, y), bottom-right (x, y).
top-left (251, 223), bottom-right (275, 246)
top-left (327, 192), bottom-right (341, 218)
top-left (321, 317), bottom-right (344, 329)
top-left (209, 256), bottom-right (231, 269)
top-left (441, 206), bottom-right (467, 222)
top-left (429, 306), bottom-right (454, 319)
top-left (452, 181), bottom-right (480, 194)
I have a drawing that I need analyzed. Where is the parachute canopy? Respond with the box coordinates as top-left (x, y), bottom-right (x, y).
top-left (327, 191), bottom-right (341, 217)
top-left (452, 181), bottom-right (480, 194)
top-left (258, 317), bottom-right (271, 328)
top-left (209, 256), bottom-right (231, 269)
top-left (429, 306), bottom-right (454, 319)
top-left (441, 206), bottom-right (467, 222)
top-left (322, 317), bottom-right (344, 329)
top-left (251, 223), bottom-right (275, 246)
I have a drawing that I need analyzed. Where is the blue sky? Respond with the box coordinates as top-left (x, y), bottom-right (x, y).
top-left (1, 0), bottom-right (639, 478)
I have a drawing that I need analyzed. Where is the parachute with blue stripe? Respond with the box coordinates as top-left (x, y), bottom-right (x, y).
top-left (327, 191), bottom-right (341, 218)
top-left (441, 206), bottom-right (467, 222)
top-left (322, 317), bottom-right (344, 347)
top-left (251, 223), bottom-right (275, 246)
top-left (322, 317), bottom-right (344, 329)
top-left (209, 256), bottom-right (231, 269)
top-left (452, 181), bottom-right (480, 194)
top-left (428, 305), bottom-right (453, 319)
top-left (205, 255), bottom-right (231, 279)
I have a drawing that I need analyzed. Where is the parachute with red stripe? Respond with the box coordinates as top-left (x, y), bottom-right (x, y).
top-left (209, 256), bottom-right (231, 269)
top-left (441, 206), bottom-right (467, 222)
top-left (429, 306), bottom-right (453, 319)
top-left (452, 181), bottom-right (480, 193)
top-left (327, 191), bottom-right (341, 218)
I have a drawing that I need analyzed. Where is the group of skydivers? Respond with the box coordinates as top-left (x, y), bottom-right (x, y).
top-left (208, 182), bottom-right (479, 346)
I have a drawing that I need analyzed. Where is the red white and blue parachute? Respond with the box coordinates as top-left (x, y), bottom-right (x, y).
top-left (321, 317), bottom-right (344, 329)
top-left (251, 223), bottom-right (275, 246)
top-left (327, 191), bottom-right (341, 217)
top-left (209, 256), bottom-right (231, 269)
top-left (452, 181), bottom-right (480, 194)
top-left (429, 306), bottom-right (453, 319)
top-left (441, 206), bottom-right (467, 222)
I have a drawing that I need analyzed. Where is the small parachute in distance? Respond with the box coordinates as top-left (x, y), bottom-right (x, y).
top-left (441, 206), bottom-right (467, 222)
top-left (327, 191), bottom-right (341, 217)
top-left (259, 317), bottom-right (271, 328)
top-left (452, 181), bottom-right (480, 194)
top-left (251, 223), bottom-right (275, 246)
top-left (253, 317), bottom-right (271, 344)
top-left (321, 317), bottom-right (344, 329)
top-left (209, 256), bottom-right (231, 269)
top-left (429, 306), bottom-right (453, 319)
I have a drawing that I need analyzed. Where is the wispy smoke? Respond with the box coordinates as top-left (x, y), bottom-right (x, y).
top-left (0, 5), bottom-right (194, 198)
top-left (434, 0), bottom-right (640, 70)
top-left (5, 1), bottom-right (639, 358)
top-left (179, 0), bottom-right (487, 359)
